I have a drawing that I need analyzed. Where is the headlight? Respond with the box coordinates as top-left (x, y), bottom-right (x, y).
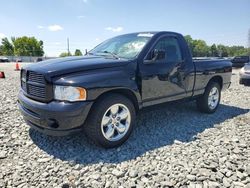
top-left (54, 85), bottom-right (87, 102)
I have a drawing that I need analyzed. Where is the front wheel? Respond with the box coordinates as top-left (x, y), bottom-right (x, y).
top-left (84, 94), bottom-right (136, 148)
top-left (196, 82), bottom-right (221, 113)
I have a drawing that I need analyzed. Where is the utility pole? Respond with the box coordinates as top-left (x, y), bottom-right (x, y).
top-left (248, 29), bottom-right (250, 48)
top-left (248, 29), bottom-right (250, 56)
top-left (67, 37), bottom-right (70, 56)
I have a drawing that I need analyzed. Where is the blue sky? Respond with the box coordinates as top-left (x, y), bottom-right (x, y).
top-left (0, 0), bottom-right (249, 56)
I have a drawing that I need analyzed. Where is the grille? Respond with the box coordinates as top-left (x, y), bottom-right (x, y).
top-left (21, 70), bottom-right (47, 100)
top-left (28, 71), bottom-right (45, 84)
top-left (21, 70), bottom-right (27, 92)
top-left (28, 84), bottom-right (46, 98)
top-left (21, 81), bottom-right (27, 92)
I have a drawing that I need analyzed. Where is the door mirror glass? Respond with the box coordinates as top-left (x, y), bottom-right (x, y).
top-left (144, 49), bottom-right (166, 64)
top-left (152, 49), bottom-right (165, 61)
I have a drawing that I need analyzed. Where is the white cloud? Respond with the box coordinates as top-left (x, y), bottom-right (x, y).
top-left (0, 33), bottom-right (6, 39)
top-left (48, 25), bottom-right (63, 32)
top-left (77, 15), bottom-right (85, 19)
top-left (37, 25), bottom-right (44, 29)
top-left (82, 0), bottom-right (88, 3)
top-left (105, 26), bottom-right (123, 32)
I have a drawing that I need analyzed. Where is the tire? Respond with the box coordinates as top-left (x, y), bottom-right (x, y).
top-left (84, 94), bottom-right (136, 148)
top-left (196, 82), bottom-right (221, 113)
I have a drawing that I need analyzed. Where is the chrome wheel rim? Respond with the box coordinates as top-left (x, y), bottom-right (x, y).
top-left (101, 103), bottom-right (131, 142)
top-left (208, 87), bottom-right (219, 110)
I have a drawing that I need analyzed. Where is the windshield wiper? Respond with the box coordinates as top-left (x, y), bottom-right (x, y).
top-left (96, 51), bottom-right (120, 59)
top-left (85, 52), bottom-right (94, 55)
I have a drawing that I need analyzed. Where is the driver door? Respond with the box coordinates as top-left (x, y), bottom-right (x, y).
top-left (139, 36), bottom-right (187, 105)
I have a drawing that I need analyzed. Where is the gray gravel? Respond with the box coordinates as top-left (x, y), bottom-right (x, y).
top-left (0, 63), bottom-right (250, 188)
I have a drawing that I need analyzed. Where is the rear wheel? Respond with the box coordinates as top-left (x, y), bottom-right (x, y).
top-left (196, 82), bottom-right (221, 113)
top-left (84, 94), bottom-right (136, 148)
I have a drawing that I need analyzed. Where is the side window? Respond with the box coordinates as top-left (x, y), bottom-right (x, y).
top-left (154, 37), bottom-right (182, 62)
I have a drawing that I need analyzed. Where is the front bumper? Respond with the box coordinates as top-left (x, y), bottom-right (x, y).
top-left (18, 90), bottom-right (93, 136)
top-left (239, 72), bottom-right (250, 86)
top-left (239, 78), bottom-right (250, 86)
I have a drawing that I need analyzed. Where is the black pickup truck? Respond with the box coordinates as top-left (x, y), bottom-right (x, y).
top-left (18, 31), bottom-right (232, 148)
top-left (231, 56), bottom-right (249, 67)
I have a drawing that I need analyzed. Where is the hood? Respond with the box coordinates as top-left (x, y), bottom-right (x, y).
top-left (25, 56), bottom-right (130, 77)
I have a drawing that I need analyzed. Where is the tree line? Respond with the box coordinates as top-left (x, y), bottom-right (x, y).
top-left (184, 35), bottom-right (250, 57)
top-left (59, 49), bottom-right (83, 57)
top-left (1, 35), bottom-right (249, 57)
top-left (0, 36), bottom-right (44, 56)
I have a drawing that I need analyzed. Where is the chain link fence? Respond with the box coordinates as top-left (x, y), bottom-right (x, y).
top-left (3, 56), bottom-right (56, 62)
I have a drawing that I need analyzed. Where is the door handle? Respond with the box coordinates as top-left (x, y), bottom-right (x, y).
top-left (144, 75), bottom-right (155, 80)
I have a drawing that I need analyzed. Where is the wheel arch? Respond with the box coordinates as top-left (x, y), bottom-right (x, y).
top-left (207, 76), bottom-right (223, 90)
top-left (90, 88), bottom-right (141, 114)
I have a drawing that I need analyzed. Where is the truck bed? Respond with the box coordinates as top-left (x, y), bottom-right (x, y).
top-left (193, 59), bottom-right (232, 95)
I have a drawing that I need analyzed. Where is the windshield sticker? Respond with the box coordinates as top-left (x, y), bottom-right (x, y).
top-left (137, 33), bottom-right (154, 37)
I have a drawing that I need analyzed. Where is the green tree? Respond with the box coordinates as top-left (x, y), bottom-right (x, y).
top-left (13, 36), bottom-right (44, 56)
top-left (74, 49), bottom-right (83, 56)
top-left (1, 37), bottom-right (14, 55)
top-left (210, 44), bottom-right (219, 57)
top-left (192, 39), bottom-right (209, 57)
top-left (0, 45), bottom-right (3, 55)
top-left (217, 45), bottom-right (228, 57)
top-left (59, 52), bottom-right (72, 57)
top-left (184, 35), bottom-right (250, 57)
top-left (0, 36), bottom-right (44, 56)
top-left (184, 35), bottom-right (194, 53)
top-left (184, 35), bottom-right (210, 57)
top-left (228, 46), bottom-right (249, 56)
top-left (247, 48), bottom-right (250, 56)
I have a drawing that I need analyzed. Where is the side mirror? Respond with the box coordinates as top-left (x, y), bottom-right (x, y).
top-left (144, 49), bottom-right (166, 64)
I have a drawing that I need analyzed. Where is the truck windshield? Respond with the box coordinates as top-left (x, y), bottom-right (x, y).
top-left (89, 33), bottom-right (154, 59)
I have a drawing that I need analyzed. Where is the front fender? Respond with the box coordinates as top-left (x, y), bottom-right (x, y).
top-left (52, 63), bottom-right (141, 103)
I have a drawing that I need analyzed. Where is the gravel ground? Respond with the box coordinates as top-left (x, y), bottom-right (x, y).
top-left (0, 63), bottom-right (250, 188)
